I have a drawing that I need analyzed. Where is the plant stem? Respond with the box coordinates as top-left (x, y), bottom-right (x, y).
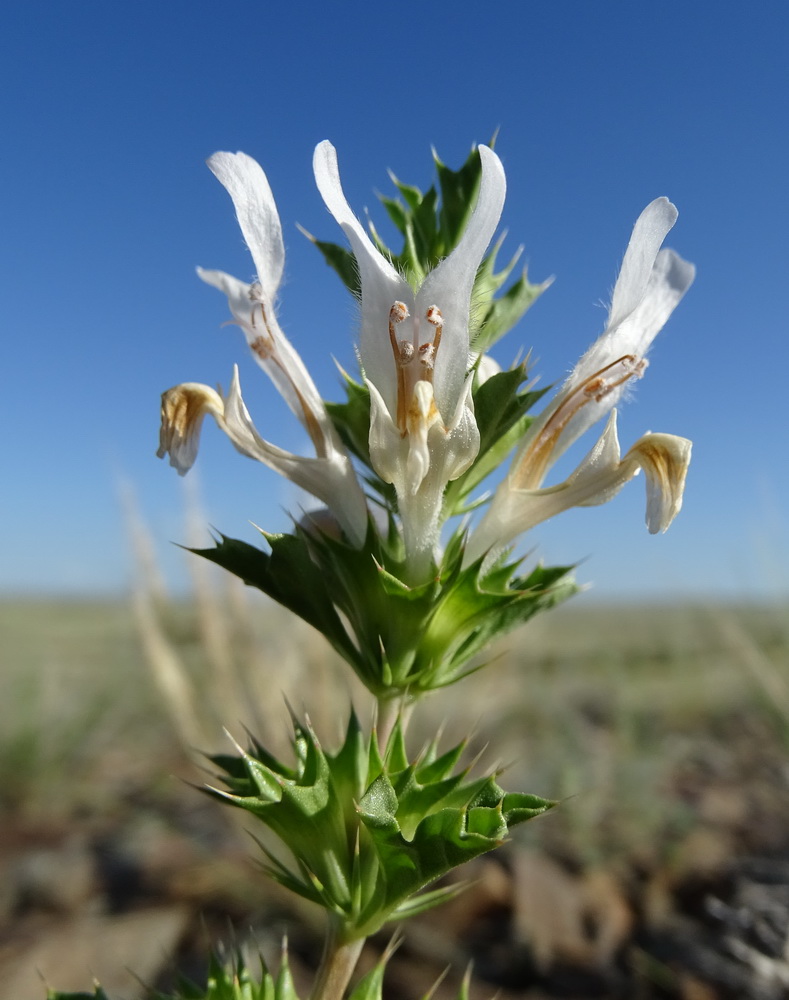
top-left (376, 694), bottom-right (414, 751)
top-left (309, 921), bottom-right (365, 1000)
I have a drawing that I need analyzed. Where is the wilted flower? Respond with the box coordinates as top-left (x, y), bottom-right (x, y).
top-left (157, 151), bottom-right (368, 548)
top-left (465, 197), bottom-right (695, 564)
top-left (314, 141), bottom-right (506, 578)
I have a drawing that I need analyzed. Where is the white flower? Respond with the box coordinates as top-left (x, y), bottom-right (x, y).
top-left (465, 198), bottom-right (695, 564)
top-left (157, 151), bottom-right (368, 548)
top-left (313, 140), bottom-right (506, 576)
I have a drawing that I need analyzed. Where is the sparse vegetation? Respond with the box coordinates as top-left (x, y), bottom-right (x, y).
top-left (2, 581), bottom-right (789, 998)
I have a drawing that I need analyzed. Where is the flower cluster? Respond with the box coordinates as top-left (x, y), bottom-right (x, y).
top-left (158, 142), bottom-right (694, 700)
top-left (159, 142), bottom-right (692, 581)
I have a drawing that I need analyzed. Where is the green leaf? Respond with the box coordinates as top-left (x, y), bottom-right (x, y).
top-left (435, 146), bottom-right (483, 252)
top-left (474, 269), bottom-right (551, 353)
top-left (191, 533), bottom-right (361, 671)
top-left (358, 774), bottom-right (400, 831)
top-left (387, 879), bottom-right (469, 921)
top-left (274, 950), bottom-right (299, 1000)
top-left (380, 195), bottom-right (409, 234)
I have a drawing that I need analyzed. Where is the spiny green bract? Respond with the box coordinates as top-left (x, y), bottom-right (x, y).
top-left (206, 713), bottom-right (554, 941)
top-left (47, 944), bottom-right (477, 1000)
top-left (193, 523), bottom-right (576, 701)
top-left (45, 951), bottom-right (301, 1000)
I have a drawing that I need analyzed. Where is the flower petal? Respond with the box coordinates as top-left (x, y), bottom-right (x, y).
top-left (464, 413), bottom-right (691, 565)
top-left (621, 432), bottom-right (692, 533)
top-left (608, 197), bottom-right (677, 331)
top-left (197, 267), bottom-right (336, 454)
top-left (197, 267), bottom-right (256, 325)
top-left (613, 248), bottom-right (696, 357)
top-left (313, 140), bottom-right (412, 413)
top-left (507, 203), bottom-right (694, 493)
top-left (405, 380), bottom-right (442, 494)
top-left (417, 146), bottom-right (506, 418)
top-left (157, 383), bottom-right (225, 475)
top-left (222, 368), bottom-right (369, 546)
top-left (207, 151), bottom-right (284, 302)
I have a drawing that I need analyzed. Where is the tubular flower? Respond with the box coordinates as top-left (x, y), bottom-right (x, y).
top-left (465, 197), bottom-right (695, 564)
top-left (157, 151), bottom-right (368, 548)
top-left (313, 140), bottom-right (506, 576)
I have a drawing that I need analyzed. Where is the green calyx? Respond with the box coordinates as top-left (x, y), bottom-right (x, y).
top-left (206, 713), bottom-right (554, 941)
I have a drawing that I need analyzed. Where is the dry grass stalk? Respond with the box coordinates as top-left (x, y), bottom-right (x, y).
top-left (710, 605), bottom-right (789, 724)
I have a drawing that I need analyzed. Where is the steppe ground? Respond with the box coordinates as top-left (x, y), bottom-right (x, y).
top-left (2, 588), bottom-right (788, 999)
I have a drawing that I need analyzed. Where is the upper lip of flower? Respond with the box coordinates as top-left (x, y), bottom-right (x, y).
top-left (312, 140), bottom-right (507, 428)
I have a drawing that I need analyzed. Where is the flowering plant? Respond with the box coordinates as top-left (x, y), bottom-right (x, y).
top-left (105, 138), bottom-right (694, 1000)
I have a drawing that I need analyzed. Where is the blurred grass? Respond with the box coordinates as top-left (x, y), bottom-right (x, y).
top-left (0, 599), bottom-right (166, 816)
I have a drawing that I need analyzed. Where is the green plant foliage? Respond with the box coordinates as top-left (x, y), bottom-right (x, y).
top-left (47, 943), bottom-right (484, 1000)
top-left (207, 713), bottom-right (554, 940)
top-left (193, 520), bottom-right (576, 700)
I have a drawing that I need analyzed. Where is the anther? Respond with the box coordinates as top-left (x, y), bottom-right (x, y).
top-left (399, 342), bottom-right (415, 367)
top-left (250, 335), bottom-right (275, 360)
top-left (388, 301), bottom-right (411, 435)
top-left (247, 283), bottom-right (271, 331)
top-left (390, 301), bottom-right (409, 324)
top-left (423, 305), bottom-right (443, 375)
top-left (418, 343), bottom-right (436, 371)
top-left (389, 301), bottom-right (410, 362)
top-left (425, 305), bottom-right (442, 327)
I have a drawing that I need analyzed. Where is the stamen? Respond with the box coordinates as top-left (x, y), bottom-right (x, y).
top-left (247, 282), bottom-right (326, 457)
top-left (425, 305), bottom-right (443, 352)
top-left (389, 301), bottom-right (410, 434)
top-left (250, 334), bottom-right (275, 360)
top-left (418, 343), bottom-right (436, 371)
top-left (518, 354), bottom-right (646, 488)
top-left (399, 341), bottom-right (415, 367)
top-left (248, 283), bottom-right (268, 330)
top-left (417, 306), bottom-right (443, 379)
top-left (273, 364), bottom-right (327, 457)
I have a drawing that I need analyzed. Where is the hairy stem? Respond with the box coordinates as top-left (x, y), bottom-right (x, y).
top-left (309, 921), bottom-right (365, 1000)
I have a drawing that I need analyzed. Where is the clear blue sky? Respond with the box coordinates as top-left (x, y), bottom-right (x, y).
top-left (2, 0), bottom-right (787, 599)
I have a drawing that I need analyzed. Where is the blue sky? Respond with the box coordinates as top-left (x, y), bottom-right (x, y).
top-left (2, 0), bottom-right (787, 599)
